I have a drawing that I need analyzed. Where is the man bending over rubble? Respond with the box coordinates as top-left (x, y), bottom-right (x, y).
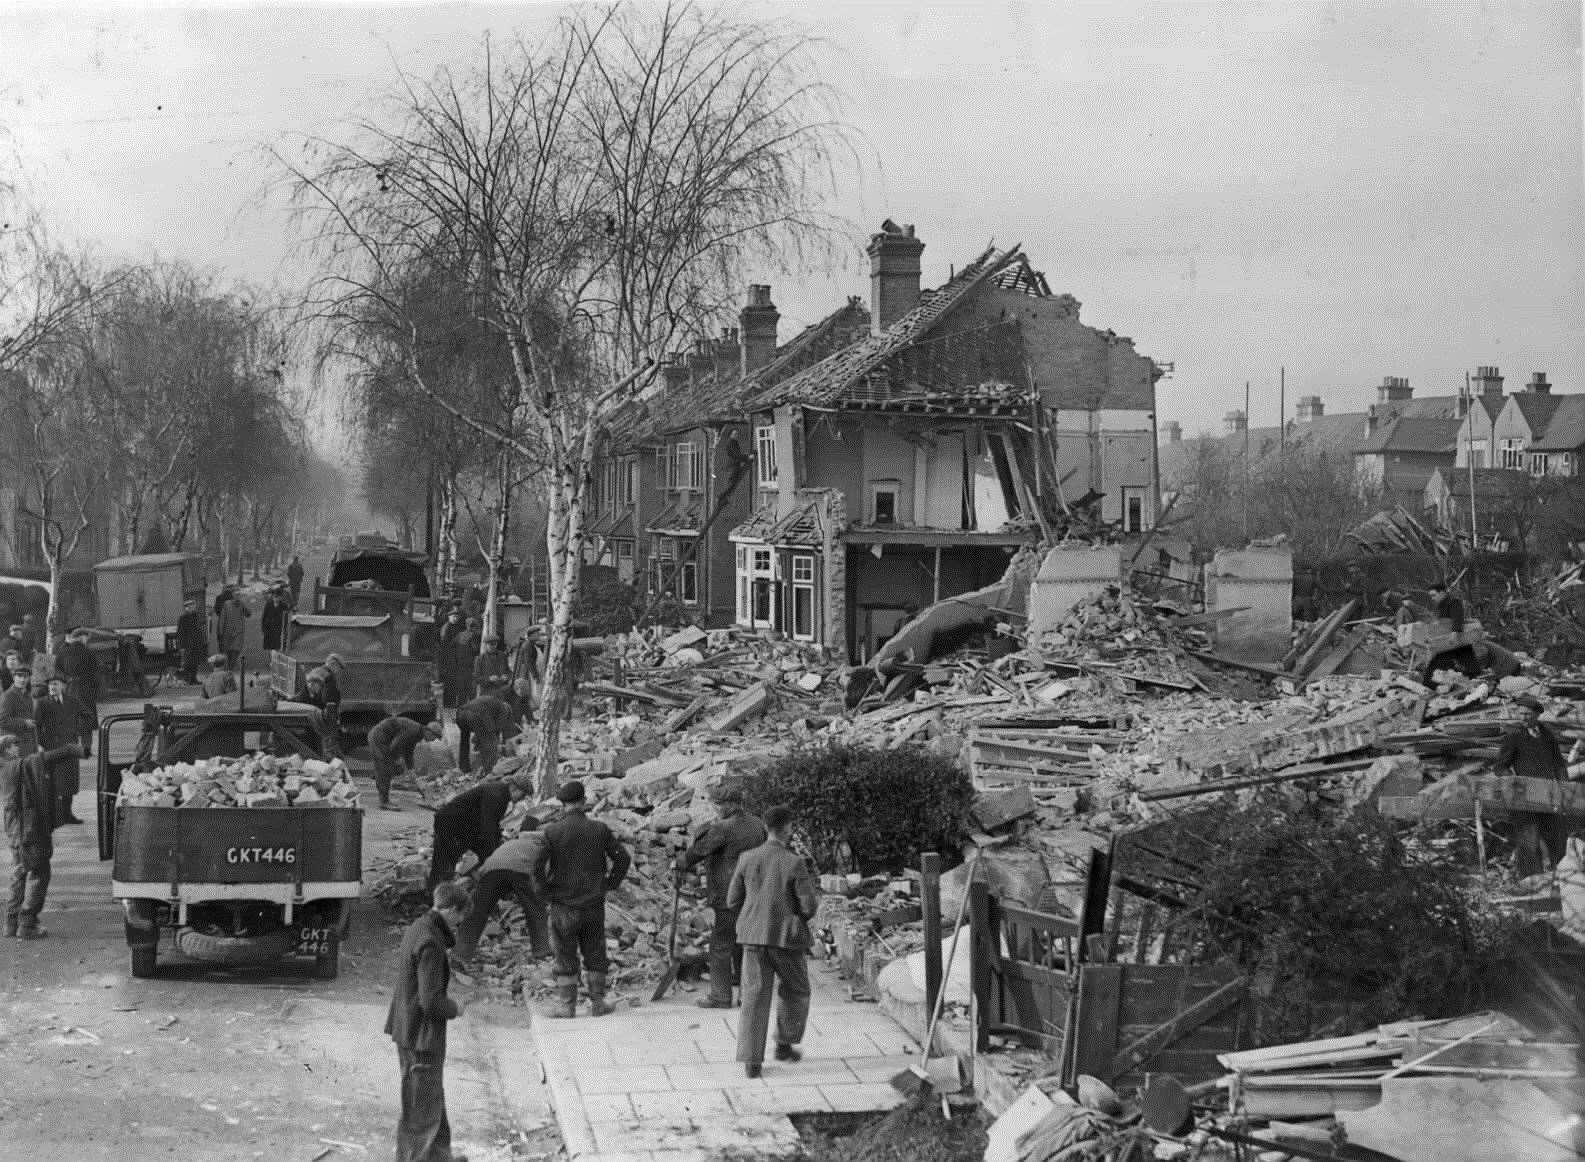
top-left (369, 715), bottom-right (443, 811)
top-left (427, 774), bottom-right (533, 890)
top-left (678, 785), bottom-right (766, 1009)
top-left (451, 818), bottom-right (550, 964)
top-left (531, 780), bottom-right (631, 1018)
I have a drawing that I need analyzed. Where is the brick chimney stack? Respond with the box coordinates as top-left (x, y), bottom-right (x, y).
top-left (713, 327), bottom-right (740, 381)
top-left (1223, 409), bottom-right (1247, 435)
top-left (686, 338), bottom-right (713, 382)
top-left (1160, 420), bottom-right (1182, 444)
top-left (661, 351), bottom-right (690, 394)
top-left (867, 220), bottom-right (925, 335)
top-left (1376, 375), bottom-right (1412, 403)
top-left (1296, 395), bottom-right (1324, 422)
top-left (1525, 371), bottom-right (1551, 395)
top-left (739, 285), bottom-right (779, 376)
top-left (1472, 365), bottom-right (1504, 397)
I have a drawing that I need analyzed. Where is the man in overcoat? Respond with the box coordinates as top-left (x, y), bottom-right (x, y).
top-left (729, 804), bottom-right (818, 1077)
top-left (33, 676), bottom-right (84, 824)
top-left (384, 881), bottom-right (471, 1162)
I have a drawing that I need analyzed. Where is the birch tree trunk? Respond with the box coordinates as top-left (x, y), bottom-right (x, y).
top-left (436, 474), bottom-right (459, 593)
top-left (481, 445), bottom-right (512, 649)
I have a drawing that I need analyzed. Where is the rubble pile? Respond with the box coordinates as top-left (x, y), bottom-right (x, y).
top-left (117, 754), bottom-right (360, 808)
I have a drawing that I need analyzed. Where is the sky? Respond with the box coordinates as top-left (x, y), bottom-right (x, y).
top-left (1, 0), bottom-right (1580, 440)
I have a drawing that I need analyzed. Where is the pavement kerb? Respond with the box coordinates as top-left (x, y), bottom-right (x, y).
top-left (527, 1010), bottom-right (600, 1159)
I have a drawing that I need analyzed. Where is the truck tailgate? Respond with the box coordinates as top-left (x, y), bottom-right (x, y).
top-left (112, 806), bottom-right (361, 885)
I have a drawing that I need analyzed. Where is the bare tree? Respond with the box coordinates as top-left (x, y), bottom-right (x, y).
top-left (282, 2), bottom-right (851, 791)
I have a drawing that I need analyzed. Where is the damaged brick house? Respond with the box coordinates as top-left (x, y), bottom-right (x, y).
top-left (730, 223), bottom-right (1163, 661)
top-left (587, 288), bottom-right (868, 623)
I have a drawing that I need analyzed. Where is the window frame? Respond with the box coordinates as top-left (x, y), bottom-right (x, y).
top-left (790, 554), bottom-right (815, 641)
top-left (755, 425), bottom-right (778, 488)
top-left (869, 481), bottom-right (901, 526)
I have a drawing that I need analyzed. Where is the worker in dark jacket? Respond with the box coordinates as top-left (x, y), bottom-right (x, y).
top-left (302, 666), bottom-right (343, 759)
top-left (1495, 695), bottom-right (1575, 877)
top-left (1426, 581), bottom-right (1466, 633)
top-left (175, 598), bottom-right (207, 684)
top-left (54, 629), bottom-right (100, 757)
top-left (33, 677), bottom-right (84, 824)
top-left (286, 556), bottom-right (305, 608)
top-left (452, 821), bottom-right (550, 962)
top-left (531, 779), bottom-right (631, 1019)
top-left (368, 715), bottom-right (443, 810)
top-left (679, 786), bottom-right (767, 1009)
top-left (427, 775), bottom-right (532, 890)
top-left (729, 803), bottom-right (819, 1077)
top-left (0, 665), bottom-right (36, 756)
top-left (260, 589), bottom-right (289, 654)
top-left (455, 692), bottom-right (515, 776)
top-left (384, 881), bottom-right (471, 1162)
top-left (472, 636), bottom-right (510, 700)
top-left (1, 734), bottom-right (81, 938)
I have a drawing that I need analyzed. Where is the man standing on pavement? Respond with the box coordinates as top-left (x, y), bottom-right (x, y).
top-left (531, 780), bottom-right (631, 1019)
top-left (385, 880), bottom-right (472, 1162)
top-left (175, 598), bottom-right (207, 685)
top-left (730, 804), bottom-right (818, 1078)
top-left (286, 555), bottom-right (305, 608)
top-left (1, 734), bottom-right (82, 939)
top-left (33, 676), bottom-right (85, 824)
top-left (679, 786), bottom-right (767, 1009)
top-left (1495, 694), bottom-right (1577, 877)
top-left (217, 590), bottom-right (250, 671)
top-left (455, 689), bottom-right (515, 776)
top-left (452, 819), bottom-right (550, 963)
top-left (260, 588), bottom-right (289, 654)
top-left (427, 774), bottom-right (533, 890)
top-left (54, 629), bottom-right (100, 757)
top-left (368, 715), bottom-right (443, 811)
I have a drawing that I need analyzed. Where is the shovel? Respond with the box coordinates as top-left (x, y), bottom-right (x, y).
top-left (650, 867), bottom-right (685, 1002)
top-left (890, 853), bottom-right (977, 1098)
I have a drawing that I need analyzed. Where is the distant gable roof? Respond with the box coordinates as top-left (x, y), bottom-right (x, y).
top-left (1530, 394), bottom-right (1585, 451)
top-left (1158, 411), bottom-right (1366, 489)
top-left (1354, 414), bottom-right (1461, 455)
top-left (1509, 391), bottom-right (1564, 436)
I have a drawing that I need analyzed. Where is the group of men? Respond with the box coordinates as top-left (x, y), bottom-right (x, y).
top-left (389, 780), bottom-right (819, 1160)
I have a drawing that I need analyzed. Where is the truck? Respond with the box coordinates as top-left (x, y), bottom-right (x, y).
top-left (316, 540), bottom-right (437, 623)
top-left (96, 706), bottom-right (361, 979)
top-left (91, 552), bottom-right (206, 655)
top-left (269, 611), bottom-right (438, 743)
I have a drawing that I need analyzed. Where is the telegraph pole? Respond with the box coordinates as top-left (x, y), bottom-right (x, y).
top-left (1465, 370), bottom-right (1479, 550)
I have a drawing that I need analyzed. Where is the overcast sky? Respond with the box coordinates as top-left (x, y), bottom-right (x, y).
top-left (2, 0), bottom-right (1580, 438)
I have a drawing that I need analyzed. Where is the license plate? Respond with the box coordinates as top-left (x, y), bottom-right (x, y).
top-left (295, 925), bottom-right (332, 955)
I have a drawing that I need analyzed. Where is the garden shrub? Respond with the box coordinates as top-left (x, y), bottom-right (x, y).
top-left (744, 741), bottom-right (974, 876)
top-left (573, 566), bottom-right (641, 635)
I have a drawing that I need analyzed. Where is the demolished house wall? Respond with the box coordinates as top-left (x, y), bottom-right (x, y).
top-left (1027, 545), bottom-right (1125, 636)
top-left (1207, 543), bottom-right (1294, 662)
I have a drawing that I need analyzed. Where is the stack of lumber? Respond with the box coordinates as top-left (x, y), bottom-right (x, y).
top-left (117, 754), bottom-right (359, 808)
top-left (1220, 1011), bottom-right (1579, 1120)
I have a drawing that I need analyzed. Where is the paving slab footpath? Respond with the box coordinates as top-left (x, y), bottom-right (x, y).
top-left (529, 958), bottom-right (917, 1160)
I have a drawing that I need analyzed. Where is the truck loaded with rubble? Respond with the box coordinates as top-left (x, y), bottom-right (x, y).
top-left (96, 706), bottom-right (362, 979)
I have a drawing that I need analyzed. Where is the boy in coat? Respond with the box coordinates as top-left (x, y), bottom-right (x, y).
top-left (384, 881), bottom-right (471, 1162)
top-left (452, 821), bottom-right (551, 962)
top-left (729, 804), bottom-right (819, 1077)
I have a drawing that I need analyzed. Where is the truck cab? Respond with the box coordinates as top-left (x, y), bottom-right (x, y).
top-left (97, 706), bottom-right (361, 979)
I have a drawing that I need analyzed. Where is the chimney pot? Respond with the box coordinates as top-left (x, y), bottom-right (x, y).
top-left (1527, 371), bottom-right (1551, 395)
top-left (1160, 420), bottom-right (1182, 444)
top-left (1376, 376), bottom-right (1412, 403)
top-left (1296, 394), bottom-right (1324, 422)
top-left (1472, 365), bottom-right (1505, 397)
top-left (867, 221), bottom-right (926, 335)
top-left (1223, 409), bottom-right (1247, 435)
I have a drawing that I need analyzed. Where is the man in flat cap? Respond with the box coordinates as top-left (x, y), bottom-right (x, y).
top-left (531, 780), bottom-right (631, 1019)
top-left (678, 785), bottom-right (766, 1009)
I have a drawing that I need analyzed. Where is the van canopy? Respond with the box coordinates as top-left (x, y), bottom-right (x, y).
top-left (93, 553), bottom-right (201, 572)
top-left (327, 549), bottom-right (431, 597)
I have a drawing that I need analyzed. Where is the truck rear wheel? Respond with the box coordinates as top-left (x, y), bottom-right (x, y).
top-left (130, 945), bottom-right (158, 978)
top-left (175, 925), bottom-right (297, 966)
top-left (313, 932), bottom-right (341, 980)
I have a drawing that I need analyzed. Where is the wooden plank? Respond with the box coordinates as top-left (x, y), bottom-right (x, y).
top-left (1291, 599), bottom-right (1360, 676)
top-left (1071, 964), bottom-right (1124, 1081)
top-left (1301, 625), bottom-right (1371, 684)
top-left (1137, 755), bottom-right (1379, 802)
top-left (661, 695), bottom-right (708, 733)
top-left (1220, 1032), bottom-right (1382, 1071)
